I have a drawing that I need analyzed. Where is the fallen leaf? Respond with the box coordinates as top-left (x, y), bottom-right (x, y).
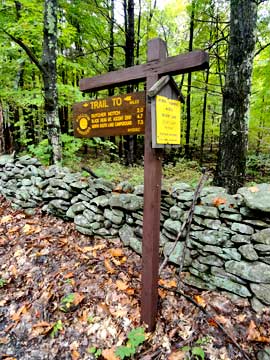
top-left (159, 278), bottom-right (177, 288)
top-left (104, 259), bottom-right (116, 274)
top-left (30, 322), bottom-right (54, 338)
top-left (194, 295), bottom-right (206, 308)
top-left (0, 337), bottom-right (10, 344)
top-left (213, 197), bottom-right (227, 207)
top-left (0, 215), bottom-right (12, 224)
top-left (109, 248), bottom-right (124, 257)
top-left (116, 280), bottom-right (129, 291)
top-left (11, 303), bottom-right (29, 321)
top-left (247, 320), bottom-right (270, 343)
top-left (168, 350), bottom-right (186, 360)
top-left (71, 350), bottom-right (80, 360)
top-left (22, 223), bottom-right (35, 235)
top-left (102, 348), bottom-right (120, 360)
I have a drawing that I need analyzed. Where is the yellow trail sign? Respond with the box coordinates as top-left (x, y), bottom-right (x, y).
top-left (156, 95), bottom-right (181, 145)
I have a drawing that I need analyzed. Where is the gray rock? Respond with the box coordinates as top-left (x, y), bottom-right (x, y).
top-left (114, 181), bottom-right (134, 193)
top-left (134, 185), bottom-right (144, 196)
top-left (81, 189), bottom-right (94, 199)
top-left (191, 259), bottom-right (209, 272)
top-left (198, 255), bottom-right (224, 267)
top-left (202, 193), bottom-right (237, 208)
top-left (83, 209), bottom-right (95, 223)
top-left (183, 273), bottom-right (217, 290)
top-left (171, 182), bottom-right (192, 195)
top-left (243, 219), bottom-right (270, 228)
top-left (220, 213), bottom-right (242, 222)
top-left (94, 228), bottom-right (111, 237)
top-left (175, 191), bottom-right (194, 202)
top-left (231, 234), bottom-right (251, 244)
top-left (109, 194), bottom-right (143, 211)
top-left (239, 244), bottom-right (259, 261)
top-left (70, 180), bottom-right (89, 190)
top-left (163, 219), bottom-right (181, 235)
top-left (129, 237), bottom-right (142, 254)
top-left (66, 202), bottom-right (86, 218)
top-left (209, 275), bottom-right (251, 297)
top-left (211, 266), bottom-right (247, 285)
top-left (104, 208), bottom-right (124, 225)
top-left (104, 220), bottom-right (112, 229)
top-left (90, 195), bottom-right (110, 208)
top-left (49, 199), bottom-right (70, 211)
top-left (119, 224), bottom-right (134, 246)
top-left (163, 242), bottom-right (192, 266)
top-left (76, 225), bottom-right (93, 236)
top-left (190, 229), bottom-right (229, 246)
top-left (194, 205), bottom-right (219, 219)
top-left (169, 206), bottom-right (184, 220)
top-left (254, 244), bottom-right (270, 252)
top-left (231, 222), bottom-right (254, 235)
top-left (225, 260), bottom-right (270, 283)
top-left (250, 284), bottom-right (270, 305)
top-left (21, 178), bottom-right (32, 186)
top-left (251, 297), bottom-right (269, 314)
top-left (74, 215), bottom-right (91, 229)
top-left (49, 178), bottom-right (71, 191)
top-left (238, 184), bottom-right (270, 213)
top-left (252, 229), bottom-right (270, 245)
top-left (204, 245), bottom-right (222, 255)
top-left (200, 186), bottom-right (227, 197)
top-left (257, 348), bottom-right (270, 360)
top-left (220, 248), bottom-right (241, 261)
top-left (54, 189), bottom-right (72, 200)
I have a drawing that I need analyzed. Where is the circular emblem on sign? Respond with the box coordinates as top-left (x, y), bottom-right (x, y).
top-left (79, 116), bottom-right (88, 130)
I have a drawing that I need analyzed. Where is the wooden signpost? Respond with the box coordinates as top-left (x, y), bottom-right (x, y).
top-left (73, 38), bottom-right (209, 331)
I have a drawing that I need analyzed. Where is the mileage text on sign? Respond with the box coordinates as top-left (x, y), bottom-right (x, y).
top-left (73, 91), bottom-right (146, 138)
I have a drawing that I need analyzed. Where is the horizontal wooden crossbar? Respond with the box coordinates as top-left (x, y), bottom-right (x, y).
top-left (80, 51), bottom-right (209, 92)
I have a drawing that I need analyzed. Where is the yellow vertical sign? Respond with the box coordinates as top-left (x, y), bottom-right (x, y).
top-left (156, 95), bottom-right (181, 145)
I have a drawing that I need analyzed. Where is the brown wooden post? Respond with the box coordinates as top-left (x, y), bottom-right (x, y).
top-left (141, 38), bottom-right (167, 331)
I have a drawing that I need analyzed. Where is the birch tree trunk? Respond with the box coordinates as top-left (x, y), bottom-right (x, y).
top-left (41, 0), bottom-right (62, 164)
top-left (214, 0), bottom-right (258, 193)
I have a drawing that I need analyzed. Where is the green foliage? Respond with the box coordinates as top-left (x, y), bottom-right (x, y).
top-left (28, 139), bottom-right (52, 165)
top-left (60, 293), bottom-right (75, 312)
top-left (180, 337), bottom-right (211, 360)
top-left (115, 327), bottom-right (146, 359)
top-left (246, 153), bottom-right (270, 182)
top-left (87, 347), bottom-right (102, 358)
top-left (50, 320), bottom-right (63, 338)
top-left (0, 278), bottom-right (7, 288)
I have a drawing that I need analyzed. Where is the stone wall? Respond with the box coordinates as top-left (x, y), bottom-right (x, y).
top-left (1, 154), bottom-right (270, 312)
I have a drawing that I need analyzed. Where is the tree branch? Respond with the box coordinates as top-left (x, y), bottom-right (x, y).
top-left (254, 42), bottom-right (270, 57)
top-left (1, 28), bottom-right (46, 75)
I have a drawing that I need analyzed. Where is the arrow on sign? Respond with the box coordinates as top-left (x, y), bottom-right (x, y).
top-left (124, 96), bottom-right (132, 102)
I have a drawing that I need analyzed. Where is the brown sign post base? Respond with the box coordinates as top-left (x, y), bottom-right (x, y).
top-left (74, 37), bottom-right (209, 331)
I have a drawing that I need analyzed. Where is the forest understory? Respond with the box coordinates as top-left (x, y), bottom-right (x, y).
top-left (0, 196), bottom-right (270, 360)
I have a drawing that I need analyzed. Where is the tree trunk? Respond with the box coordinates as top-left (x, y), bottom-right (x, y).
top-left (214, 0), bottom-right (258, 193)
top-left (185, 1), bottom-right (195, 159)
top-left (41, 0), bottom-right (62, 164)
top-left (123, 0), bottom-right (135, 166)
top-left (0, 104), bottom-right (5, 154)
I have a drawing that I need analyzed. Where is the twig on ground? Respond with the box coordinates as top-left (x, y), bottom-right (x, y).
top-left (159, 284), bottom-right (252, 360)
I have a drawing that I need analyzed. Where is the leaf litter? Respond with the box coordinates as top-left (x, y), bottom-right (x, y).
top-left (0, 196), bottom-right (269, 359)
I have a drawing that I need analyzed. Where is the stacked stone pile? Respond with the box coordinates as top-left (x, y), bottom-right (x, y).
top-left (0, 154), bottom-right (270, 311)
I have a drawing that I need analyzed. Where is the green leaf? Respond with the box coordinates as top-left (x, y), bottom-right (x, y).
top-left (115, 345), bottom-right (135, 359)
top-left (127, 327), bottom-right (146, 347)
top-left (192, 347), bottom-right (205, 360)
